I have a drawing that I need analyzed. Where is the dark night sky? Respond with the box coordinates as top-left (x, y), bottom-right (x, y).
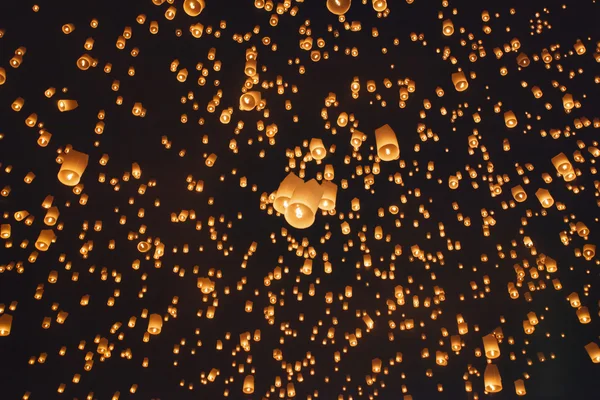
top-left (0, 0), bottom-right (599, 399)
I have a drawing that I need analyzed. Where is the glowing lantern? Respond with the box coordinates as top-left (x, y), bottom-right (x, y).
top-left (576, 307), bottom-right (591, 324)
top-left (0, 67), bottom-right (5, 85)
top-left (309, 138), bottom-right (327, 160)
top-left (511, 185), bottom-right (527, 202)
top-left (504, 111), bottom-right (517, 128)
top-left (58, 150), bottom-right (89, 186)
top-left (0, 314), bottom-right (12, 336)
top-left (372, 0), bottom-right (387, 12)
top-left (585, 342), bottom-right (600, 363)
top-left (147, 314), bottom-right (162, 335)
top-left (442, 19), bottom-right (454, 36)
top-left (57, 99), bottom-right (79, 112)
top-left (243, 375), bottom-right (254, 394)
top-left (274, 173), bottom-right (303, 214)
top-left (375, 124), bottom-right (400, 161)
top-left (239, 91), bottom-right (261, 111)
top-left (484, 364), bottom-right (502, 393)
top-left (514, 379), bottom-right (526, 396)
top-left (535, 188), bottom-right (554, 208)
top-left (183, 0), bottom-right (205, 16)
top-left (319, 181), bottom-right (337, 211)
top-left (35, 229), bottom-right (56, 251)
top-left (482, 334), bottom-right (500, 359)
top-left (582, 244), bottom-right (596, 260)
top-left (452, 71), bottom-right (468, 91)
top-left (327, 0), bottom-right (351, 15)
top-left (284, 179), bottom-right (324, 229)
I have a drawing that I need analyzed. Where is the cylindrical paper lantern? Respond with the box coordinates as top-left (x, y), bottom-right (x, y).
top-left (285, 179), bottom-right (324, 229)
top-left (375, 124), bottom-right (399, 161)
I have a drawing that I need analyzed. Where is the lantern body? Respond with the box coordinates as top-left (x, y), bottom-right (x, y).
top-left (35, 229), bottom-right (55, 251)
top-left (284, 179), bottom-right (324, 229)
top-left (57, 99), bottom-right (79, 112)
top-left (239, 91), bottom-right (261, 111)
top-left (452, 71), bottom-right (468, 91)
top-left (0, 314), bottom-right (12, 336)
top-left (327, 0), bottom-right (351, 15)
top-left (319, 181), bottom-right (337, 211)
top-left (484, 364), bottom-right (502, 393)
top-left (274, 173), bottom-right (303, 214)
top-left (482, 334), bottom-right (500, 359)
top-left (58, 150), bottom-right (89, 186)
top-left (585, 342), bottom-right (600, 363)
top-left (375, 124), bottom-right (400, 161)
top-left (183, 0), bottom-right (205, 16)
top-left (243, 375), bottom-right (254, 394)
top-left (148, 314), bottom-right (162, 335)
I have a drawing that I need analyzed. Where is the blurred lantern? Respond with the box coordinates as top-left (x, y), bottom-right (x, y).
top-left (243, 375), bottom-right (254, 394)
top-left (0, 314), bottom-right (12, 336)
top-left (327, 0), bottom-right (351, 15)
top-left (585, 342), bottom-right (600, 363)
top-left (183, 0), bottom-right (205, 16)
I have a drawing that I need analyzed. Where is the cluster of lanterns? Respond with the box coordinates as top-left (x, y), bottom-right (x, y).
top-left (0, 0), bottom-right (598, 399)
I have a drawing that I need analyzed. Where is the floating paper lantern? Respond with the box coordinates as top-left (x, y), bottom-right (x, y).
top-left (239, 91), bottom-right (261, 111)
top-left (148, 314), bottom-right (162, 335)
top-left (183, 0), bottom-right (205, 17)
top-left (0, 314), bottom-right (12, 336)
top-left (35, 229), bottom-right (56, 251)
top-left (442, 19), bottom-right (454, 36)
top-left (484, 364), bottom-right (502, 393)
top-left (511, 185), bottom-right (527, 202)
top-left (318, 181), bottom-right (337, 211)
top-left (504, 111), bottom-right (517, 128)
top-left (58, 150), bottom-right (89, 186)
top-left (452, 71), bottom-right (468, 91)
top-left (375, 124), bottom-right (399, 161)
top-left (482, 334), bottom-right (500, 359)
top-left (57, 99), bottom-right (79, 112)
top-left (285, 179), bottom-right (324, 229)
top-left (585, 342), bottom-right (600, 363)
top-left (372, 0), bottom-right (387, 12)
top-left (274, 173), bottom-right (303, 214)
top-left (535, 188), bottom-right (554, 208)
top-left (0, 67), bottom-right (5, 85)
top-left (243, 375), bottom-right (254, 394)
top-left (327, 0), bottom-right (351, 15)
top-left (514, 379), bottom-right (526, 396)
top-left (309, 138), bottom-right (327, 160)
